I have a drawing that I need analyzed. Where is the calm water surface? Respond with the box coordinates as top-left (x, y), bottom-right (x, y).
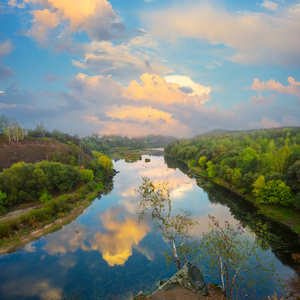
top-left (0, 155), bottom-right (299, 299)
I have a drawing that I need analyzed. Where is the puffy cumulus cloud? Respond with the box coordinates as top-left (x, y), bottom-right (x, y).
top-left (125, 73), bottom-right (210, 106)
top-left (17, 0), bottom-right (124, 44)
top-left (87, 207), bottom-right (151, 266)
top-left (261, 0), bottom-right (278, 11)
top-left (142, 2), bottom-right (300, 66)
top-left (249, 77), bottom-right (300, 97)
top-left (27, 9), bottom-right (59, 45)
top-left (72, 38), bottom-right (171, 80)
top-left (165, 75), bottom-right (211, 101)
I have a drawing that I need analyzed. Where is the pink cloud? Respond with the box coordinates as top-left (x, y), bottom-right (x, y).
top-left (248, 77), bottom-right (300, 97)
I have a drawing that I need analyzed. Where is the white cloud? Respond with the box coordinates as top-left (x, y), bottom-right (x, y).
top-left (164, 75), bottom-right (211, 102)
top-left (72, 37), bottom-right (170, 80)
top-left (142, 2), bottom-right (300, 66)
top-left (261, 0), bottom-right (278, 11)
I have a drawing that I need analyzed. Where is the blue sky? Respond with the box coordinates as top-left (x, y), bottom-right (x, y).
top-left (0, 0), bottom-right (299, 137)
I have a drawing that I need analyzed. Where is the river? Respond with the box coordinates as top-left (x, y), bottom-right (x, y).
top-left (0, 154), bottom-right (299, 299)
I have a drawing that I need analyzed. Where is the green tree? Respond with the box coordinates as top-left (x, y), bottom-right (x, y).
top-left (198, 215), bottom-right (275, 299)
top-left (137, 177), bottom-right (197, 270)
top-left (272, 145), bottom-right (291, 173)
top-left (98, 155), bottom-right (113, 174)
top-left (252, 176), bottom-right (293, 206)
top-left (198, 156), bottom-right (207, 168)
top-left (206, 161), bottom-right (216, 178)
top-left (80, 169), bottom-right (94, 182)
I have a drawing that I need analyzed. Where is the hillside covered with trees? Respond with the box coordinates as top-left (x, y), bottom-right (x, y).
top-left (165, 127), bottom-right (300, 221)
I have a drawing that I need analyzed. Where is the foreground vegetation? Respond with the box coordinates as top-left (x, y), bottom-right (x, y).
top-left (137, 178), bottom-right (284, 300)
top-left (165, 127), bottom-right (300, 233)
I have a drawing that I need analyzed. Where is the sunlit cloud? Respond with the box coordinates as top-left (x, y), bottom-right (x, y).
top-left (165, 75), bottom-right (211, 102)
top-left (125, 73), bottom-right (211, 106)
top-left (142, 2), bottom-right (300, 66)
top-left (27, 9), bottom-right (59, 45)
top-left (16, 0), bottom-right (125, 44)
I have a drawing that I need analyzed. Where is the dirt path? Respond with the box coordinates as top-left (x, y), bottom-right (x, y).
top-left (0, 205), bottom-right (41, 222)
top-left (0, 203), bottom-right (90, 255)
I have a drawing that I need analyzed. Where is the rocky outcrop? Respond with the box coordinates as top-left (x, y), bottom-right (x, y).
top-left (153, 262), bottom-right (208, 296)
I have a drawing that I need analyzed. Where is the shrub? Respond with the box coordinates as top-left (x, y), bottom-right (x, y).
top-left (39, 192), bottom-right (52, 203)
top-left (0, 223), bottom-right (11, 239)
top-left (80, 169), bottom-right (94, 182)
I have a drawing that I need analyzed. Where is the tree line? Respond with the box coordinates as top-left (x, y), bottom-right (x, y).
top-left (165, 127), bottom-right (300, 209)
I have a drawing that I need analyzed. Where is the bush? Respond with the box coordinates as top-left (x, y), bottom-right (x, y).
top-left (80, 169), bottom-right (94, 182)
top-left (0, 223), bottom-right (11, 239)
top-left (253, 176), bottom-right (294, 206)
top-left (39, 192), bottom-right (52, 203)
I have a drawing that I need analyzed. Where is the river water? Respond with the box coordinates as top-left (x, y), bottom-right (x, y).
top-left (0, 155), bottom-right (299, 299)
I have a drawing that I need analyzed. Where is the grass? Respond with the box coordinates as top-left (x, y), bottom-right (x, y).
top-left (0, 181), bottom-right (104, 247)
top-left (258, 204), bottom-right (300, 234)
top-left (110, 148), bottom-right (142, 162)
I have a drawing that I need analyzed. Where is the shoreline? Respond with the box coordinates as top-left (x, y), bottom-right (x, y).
top-left (0, 184), bottom-right (104, 255)
top-left (167, 155), bottom-right (300, 235)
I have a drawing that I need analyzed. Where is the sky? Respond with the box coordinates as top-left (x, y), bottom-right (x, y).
top-left (0, 0), bottom-right (299, 138)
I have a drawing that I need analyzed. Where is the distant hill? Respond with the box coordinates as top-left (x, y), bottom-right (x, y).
top-left (0, 135), bottom-right (93, 171)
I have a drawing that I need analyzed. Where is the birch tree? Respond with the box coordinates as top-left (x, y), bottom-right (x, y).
top-left (198, 215), bottom-right (275, 299)
top-left (137, 177), bottom-right (197, 270)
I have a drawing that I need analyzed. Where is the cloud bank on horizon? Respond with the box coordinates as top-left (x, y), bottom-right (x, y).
top-left (0, 0), bottom-right (299, 137)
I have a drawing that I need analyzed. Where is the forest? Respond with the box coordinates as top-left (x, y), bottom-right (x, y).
top-left (165, 128), bottom-right (300, 211)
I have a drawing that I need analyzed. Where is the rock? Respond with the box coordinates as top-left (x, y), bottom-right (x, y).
top-left (153, 262), bottom-right (208, 296)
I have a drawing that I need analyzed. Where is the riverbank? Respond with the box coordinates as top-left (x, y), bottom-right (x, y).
top-left (0, 182), bottom-right (104, 254)
top-left (171, 158), bottom-right (300, 235)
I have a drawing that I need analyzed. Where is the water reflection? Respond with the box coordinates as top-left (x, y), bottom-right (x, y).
top-left (0, 155), bottom-right (298, 300)
top-left (88, 206), bottom-right (150, 266)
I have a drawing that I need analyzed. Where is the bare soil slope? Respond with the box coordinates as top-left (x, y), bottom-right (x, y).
top-left (0, 137), bottom-right (91, 170)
